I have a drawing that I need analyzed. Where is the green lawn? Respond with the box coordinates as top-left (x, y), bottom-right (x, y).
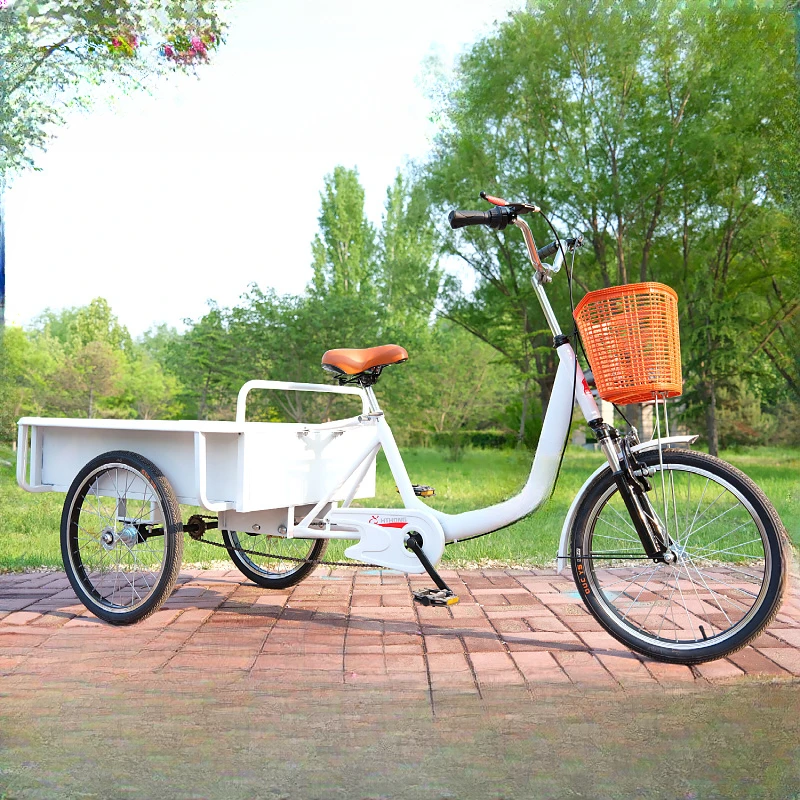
top-left (0, 442), bottom-right (797, 571)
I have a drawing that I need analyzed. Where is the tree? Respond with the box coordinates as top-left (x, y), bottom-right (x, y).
top-left (165, 303), bottom-right (240, 420)
top-left (48, 339), bottom-right (122, 417)
top-left (395, 321), bottom-right (512, 458)
top-left (310, 166), bottom-right (376, 301)
top-left (376, 172), bottom-right (440, 334)
top-left (0, 0), bottom-right (227, 326)
top-left (425, 0), bottom-right (798, 452)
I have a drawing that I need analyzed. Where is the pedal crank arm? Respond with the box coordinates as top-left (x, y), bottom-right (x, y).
top-left (405, 532), bottom-right (459, 606)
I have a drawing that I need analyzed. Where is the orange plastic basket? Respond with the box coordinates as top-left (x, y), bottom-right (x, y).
top-left (573, 282), bottom-right (682, 405)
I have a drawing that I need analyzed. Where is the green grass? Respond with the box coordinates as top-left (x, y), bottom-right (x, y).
top-left (0, 442), bottom-right (797, 571)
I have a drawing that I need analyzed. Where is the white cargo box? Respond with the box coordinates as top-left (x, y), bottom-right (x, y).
top-left (16, 381), bottom-right (377, 512)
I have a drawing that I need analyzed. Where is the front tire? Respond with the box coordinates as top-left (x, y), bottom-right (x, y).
top-left (570, 449), bottom-right (788, 664)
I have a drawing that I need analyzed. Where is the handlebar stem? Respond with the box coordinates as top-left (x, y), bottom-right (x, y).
top-left (513, 217), bottom-right (564, 338)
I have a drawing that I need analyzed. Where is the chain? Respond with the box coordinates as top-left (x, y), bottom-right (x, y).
top-left (188, 528), bottom-right (384, 570)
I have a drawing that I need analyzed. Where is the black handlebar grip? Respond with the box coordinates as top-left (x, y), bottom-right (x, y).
top-left (448, 206), bottom-right (515, 230)
top-left (536, 241), bottom-right (559, 260)
top-left (448, 210), bottom-right (491, 229)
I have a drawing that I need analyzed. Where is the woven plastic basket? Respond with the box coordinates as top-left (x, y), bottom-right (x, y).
top-left (573, 282), bottom-right (682, 404)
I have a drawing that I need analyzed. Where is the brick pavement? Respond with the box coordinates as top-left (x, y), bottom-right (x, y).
top-left (1, 567), bottom-right (799, 696)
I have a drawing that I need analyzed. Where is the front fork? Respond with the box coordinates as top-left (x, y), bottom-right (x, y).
top-left (588, 419), bottom-right (674, 563)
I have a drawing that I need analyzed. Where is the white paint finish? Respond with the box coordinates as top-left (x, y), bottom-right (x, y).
top-left (32, 424), bottom-right (238, 506)
top-left (18, 416), bottom-right (247, 434)
top-left (400, 345), bottom-right (582, 541)
top-left (218, 503), bottom-right (333, 536)
top-left (237, 424), bottom-right (376, 512)
top-left (235, 380), bottom-right (368, 423)
top-left (333, 508), bottom-right (445, 573)
top-left (18, 416), bottom-right (377, 512)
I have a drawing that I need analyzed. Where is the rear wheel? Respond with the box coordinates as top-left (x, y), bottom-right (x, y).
top-left (61, 451), bottom-right (183, 624)
top-left (222, 529), bottom-right (328, 589)
top-left (569, 449), bottom-right (787, 664)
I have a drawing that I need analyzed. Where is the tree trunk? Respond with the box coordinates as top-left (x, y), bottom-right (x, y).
top-left (518, 376), bottom-right (531, 444)
top-left (624, 403), bottom-right (642, 437)
top-left (88, 387), bottom-right (94, 419)
top-left (199, 377), bottom-right (209, 420)
top-left (705, 379), bottom-right (719, 457)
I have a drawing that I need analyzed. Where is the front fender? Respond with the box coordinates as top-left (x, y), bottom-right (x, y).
top-left (555, 435), bottom-right (699, 573)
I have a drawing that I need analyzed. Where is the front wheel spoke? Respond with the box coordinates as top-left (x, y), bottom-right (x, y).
top-left (673, 561), bottom-right (699, 640)
top-left (686, 559), bottom-right (734, 628)
top-left (691, 537), bottom-right (762, 560)
top-left (681, 555), bottom-right (733, 629)
top-left (688, 521), bottom-right (757, 555)
top-left (681, 494), bottom-right (738, 546)
top-left (682, 482), bottom-right (724, 541)
top-left (656, 569), bottom-right (682, 638)
top-left (681, 558), bottom-right (759, 606)
top-left (596, 517), bottom-right (641, 544)
top-left (606, 503), bottom-right (639, 534)
top-left (619, 566), bottom-right (660, 622)
top-left (690, 558), bottom-right (765, 586)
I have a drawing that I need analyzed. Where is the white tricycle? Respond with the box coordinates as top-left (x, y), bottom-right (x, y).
top-left (17, 193), bottom-right (788, 665)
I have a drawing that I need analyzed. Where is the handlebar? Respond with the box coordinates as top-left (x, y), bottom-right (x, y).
top-left (448, 206), bottom-right (578, 261)
top-left (448, 206), bottom-right (515, 231)
top-left (535, 237), bottom-right (579, 260)
top-left (448, 193), bottom-right (582, 284)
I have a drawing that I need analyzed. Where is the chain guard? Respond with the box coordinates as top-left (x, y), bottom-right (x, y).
top-left (332, 508), bottom-right (446, 573)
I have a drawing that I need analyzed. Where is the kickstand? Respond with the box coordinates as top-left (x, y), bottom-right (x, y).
top-left (405, 534), bottom-right (459, 607)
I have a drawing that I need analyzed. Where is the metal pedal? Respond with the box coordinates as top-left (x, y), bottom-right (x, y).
top-left (413, 588), bottom-right (459, 607)
top-left (405, 533), bottom-right (458, 608)
top-left (395, 484), bottom-right (436, 498)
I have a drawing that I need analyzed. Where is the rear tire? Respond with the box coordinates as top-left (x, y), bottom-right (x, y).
top-left (222, 529), bottom-right (328, 589)
top-left (569, 449), bottom-right (787, 664)
top-left (60, 450), bottom-right (183, 624)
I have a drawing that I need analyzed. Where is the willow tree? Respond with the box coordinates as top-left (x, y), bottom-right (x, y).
top-left (0, 0), bottom-right (228, 327)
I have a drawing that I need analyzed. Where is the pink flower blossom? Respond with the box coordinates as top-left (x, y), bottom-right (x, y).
top-left (190, 36), bottom-right (205, 51)
top-left (112, 37), bottom-right (121, 47)
top-left (163, 44), bottom-right (174, 57)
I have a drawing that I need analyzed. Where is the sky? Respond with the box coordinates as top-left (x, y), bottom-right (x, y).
top-left (6, 0), bottom-right (523, 337)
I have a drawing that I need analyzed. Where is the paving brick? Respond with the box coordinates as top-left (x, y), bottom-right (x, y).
top-left (694, 659), bottom-right (745, 681)
top-left (505, 631), bottom-right (583, 652)
top-left (511, 651), bottom-right (570, 684)
top-left (596, 653), bottom-right (659, 687)
top-left (770, 627), bottom-right (800, 648)
top-left (0, 611), bottom-right (42, 626)
top-left (0, 568), bottom-right (796, 697)
top-left (756, 648), bottom-right (800, 676)
top-left (554, 651), bottom-right (617, 686)
top-left (468, 652), bottom-right (516, 671)
top-left (728, 647), bottom-right (791, 676)
top-left (643, 661), bottom-right (695, 684)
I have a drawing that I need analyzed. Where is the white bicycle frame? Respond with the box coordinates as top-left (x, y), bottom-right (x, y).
top-left (240, 217), bottom-right (695, 569)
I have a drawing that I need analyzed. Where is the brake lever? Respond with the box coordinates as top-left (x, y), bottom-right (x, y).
top-left (480, 191), bottom-right (540, 215)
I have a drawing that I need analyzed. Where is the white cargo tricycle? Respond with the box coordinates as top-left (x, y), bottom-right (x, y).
top-left (17, 193), bottom-right (788, 665)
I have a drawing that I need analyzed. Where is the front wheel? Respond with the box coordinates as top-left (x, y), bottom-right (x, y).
top-left (570, 449), bottom-right (788, 664)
